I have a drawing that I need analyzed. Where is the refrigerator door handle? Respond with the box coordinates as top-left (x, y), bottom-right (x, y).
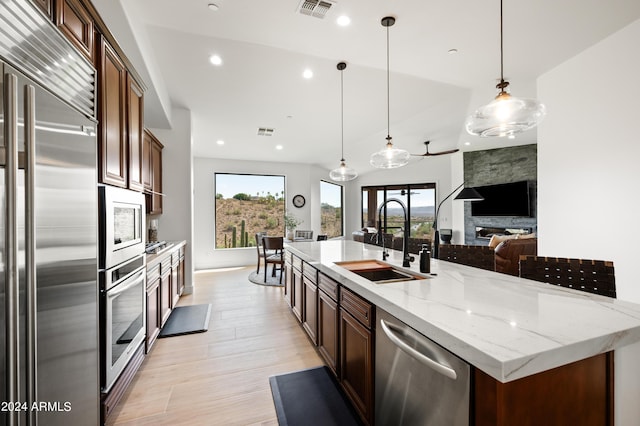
top-left (25, 83), bottom-right (38, 425)
top-left (4, 71), bottom-right (20, 426)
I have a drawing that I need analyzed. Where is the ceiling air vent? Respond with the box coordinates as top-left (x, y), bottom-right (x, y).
top-left (257, 127), bottom-right (275, 136)
top-left (297, 0), bottom-right (334, 19)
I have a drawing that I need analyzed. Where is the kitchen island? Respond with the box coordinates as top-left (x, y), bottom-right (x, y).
top-left (284, 240), bottom-right (640, 424)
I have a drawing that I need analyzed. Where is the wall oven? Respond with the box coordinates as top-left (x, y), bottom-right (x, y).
top-left (99, 185), bottom-right (145, 269)
top-left (100, 254), bottom-right (146, 392)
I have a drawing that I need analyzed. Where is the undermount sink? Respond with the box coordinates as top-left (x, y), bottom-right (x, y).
top-left (335, 260), bottom-right (426, 284)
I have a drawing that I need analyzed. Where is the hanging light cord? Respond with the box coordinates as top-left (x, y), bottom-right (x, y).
top-left (497, 0), bottom-right (509, 92)
top-left (340, 67), bottom-right (345, 161)
top-left (386, 22), bottom-right (391, 142)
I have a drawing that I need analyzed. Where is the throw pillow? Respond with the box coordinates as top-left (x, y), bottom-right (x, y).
top-left (488, 234), bottom-right (518, 248)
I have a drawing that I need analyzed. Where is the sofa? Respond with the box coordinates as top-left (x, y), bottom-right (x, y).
top-left (494, 238), bottom-right (538, 276)
top-left (438, 237), bottom-right (537, 276)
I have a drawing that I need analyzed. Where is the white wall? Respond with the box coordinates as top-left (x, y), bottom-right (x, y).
top-left (149, 108), bottom-right (195, 293)
top-left (193, 157), bottom-right (327, 269)
top-left (538, 18), bottom-right (640, 425)
top-left (345, 155), bottom-right (456, 240)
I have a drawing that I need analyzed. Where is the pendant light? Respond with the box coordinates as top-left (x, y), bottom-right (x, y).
top-left (370, 16), bottom-right (410, 169)
top-left (465, 0), bottom-right (545, 138)
top-left (330, 62), bottom-right (358, 182)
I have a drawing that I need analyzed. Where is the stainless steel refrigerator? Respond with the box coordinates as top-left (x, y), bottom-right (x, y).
top-left (1, 1), bottom-right (100, 424)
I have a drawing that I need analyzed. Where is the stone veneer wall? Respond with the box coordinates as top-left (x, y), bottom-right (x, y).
top-left (463, 144), bottom-right (537, 245)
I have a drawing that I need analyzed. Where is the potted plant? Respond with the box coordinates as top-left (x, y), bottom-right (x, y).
top-left (284, 213), bottom-right (302, 240)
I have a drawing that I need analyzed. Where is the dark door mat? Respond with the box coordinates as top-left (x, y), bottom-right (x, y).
top-left (158, 304), bottom-right (212, 338)
top-left (269, 366), bottom-right (362, 426)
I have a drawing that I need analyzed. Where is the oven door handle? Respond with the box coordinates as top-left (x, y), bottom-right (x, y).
top-left (107, 269), bottom-right (145, 298)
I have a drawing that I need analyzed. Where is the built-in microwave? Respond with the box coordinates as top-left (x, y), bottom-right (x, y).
top-left (99, 185), bottom-right (146, 269)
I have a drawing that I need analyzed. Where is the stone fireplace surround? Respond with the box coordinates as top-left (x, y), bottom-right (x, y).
top-left (463, 145), bottom-right (538, 245)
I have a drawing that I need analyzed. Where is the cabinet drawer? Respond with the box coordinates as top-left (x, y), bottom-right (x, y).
top-left (319, 273), bottom-right (339, 302)
top-left (292, 255), bottom-right (303, 272)
top-left (302, 262), bottom-right (317, 283)
top-left (147, 263), bottom-right (160, 284)
top-left (341, 287), bottom-right (373, 329)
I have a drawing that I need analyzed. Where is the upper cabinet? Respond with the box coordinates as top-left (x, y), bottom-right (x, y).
top-left (97, 36), bottom-right (128, 188)
top-left (33, 0), bottom-right (53, 18)
top-left (128, 75), bottom-right (144, 191)
top-left (55, 0), bottom-right (94, 62)
top-left (143, 129), bottom-right (163, 215)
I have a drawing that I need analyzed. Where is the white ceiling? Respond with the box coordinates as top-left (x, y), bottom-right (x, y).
top-left (93, 0), bottom-right (640, 176)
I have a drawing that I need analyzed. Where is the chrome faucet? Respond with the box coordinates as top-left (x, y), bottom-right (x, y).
top-left (377, 198), bottom-right (415, 267)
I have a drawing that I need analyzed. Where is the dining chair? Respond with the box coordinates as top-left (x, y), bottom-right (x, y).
top-left (262, 236), bottom-right (284, 283)
top-left (254, 232), bottom-right (271, 274)
top-left (519, 255), bottom-right (616, 298)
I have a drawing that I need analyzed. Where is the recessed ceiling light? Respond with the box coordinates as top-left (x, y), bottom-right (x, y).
top-left (303, 69), bottom-right (313, 79)
top-left (336, 15), bottom-right (351, 26)
top-left (208, 3), bottom-right (219, 11)
top-left (209, 54), bottom-right (222, 66)
top-left (276, 145), bottom-right (283, 150)
top-left (216, 140), bottom-right (224, 145)
top-left (448, 48), bottom-right (458, 55)
top-left (464, 141), bottom-right (471, 146)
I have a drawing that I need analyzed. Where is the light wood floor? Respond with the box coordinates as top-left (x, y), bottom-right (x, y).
top-left (107, 266), bottom-right (323, 425)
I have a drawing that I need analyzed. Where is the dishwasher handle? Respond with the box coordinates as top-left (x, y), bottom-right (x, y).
top-left (380, 319), bottom-right (457, 380)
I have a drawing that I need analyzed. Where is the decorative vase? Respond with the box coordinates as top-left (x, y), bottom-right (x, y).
top-left (286, 230), bottom-right (294, 241)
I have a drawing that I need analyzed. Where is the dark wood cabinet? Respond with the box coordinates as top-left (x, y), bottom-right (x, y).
top-left (159, 265), bottom-right (171, 327)
top-left (302, 274), bottom-right (318, 345)
top-left (127, 74), bottom-right (144, 191)
top-left (318, 278), bottom-right (339, 375)
top-left (97, 36), bottom-right (127, 188)
top-left (55, 0), bottom-right (94, 61)
top-left (474, 351), bottom-right (613, 426)
top-left (143, 129), bottom-right (163, 214)
top-left (145, 270), bottom-right (161, 353)
top-left (33, 0), bottom-right (53, 17)
top-left (284, 261), bottom-right (293, 308)
top-left (340, 287), bottom-right (374, 425)
top-left (291, 264), bottom-right (303, 322)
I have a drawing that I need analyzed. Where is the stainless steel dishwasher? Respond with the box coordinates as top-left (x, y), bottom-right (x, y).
top-left (375, 308), bottom-right (470, 425)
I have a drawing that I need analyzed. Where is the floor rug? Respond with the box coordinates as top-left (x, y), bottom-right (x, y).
top-left (269, 366), bottom-right (362, 426)
top-left (248, 269), bottom-right (284, 286)
top-left (158, 304), bottom-right (211, 338)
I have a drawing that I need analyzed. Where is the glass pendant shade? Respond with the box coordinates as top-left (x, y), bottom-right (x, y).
top-left (371, 16), bottom-right (409, 169)
top-left (466, 91), bottom-right (546, 137)
top-left (370, 139), bottom-right (410, 169)
top-left (330, 160), bottom-right (358, 181)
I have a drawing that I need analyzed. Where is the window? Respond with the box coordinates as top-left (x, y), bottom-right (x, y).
top-left (361, 184), bottom-right (435, 239)
top-left (214, 173), bottom-right (285, 249)
top-left (320, 180), bottom-right (343, 238)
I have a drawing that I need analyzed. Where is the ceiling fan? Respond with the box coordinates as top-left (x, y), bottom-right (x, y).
top-left (411, 141), bottom-right (460, 157)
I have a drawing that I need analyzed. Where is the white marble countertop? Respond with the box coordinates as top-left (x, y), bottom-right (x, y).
top-left (284, 240), bottom-right (640, 383)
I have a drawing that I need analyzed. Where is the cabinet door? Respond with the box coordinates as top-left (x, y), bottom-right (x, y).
top-left (127, 74), bottom-right (144, 191)
top-left (142, 129), bottom-right (153, 191)
top-left (160, 269), bottom-right (172, 326)
top-left (146, 136), bottom-right (163, 214)
top-left (171, 259), bottom-right (179, 309)
top-left (318, 289), bottom-right (339, 375)
top-left (284, 263), bottom-right (293, 308)
top-left (302, 276), bottom-right (318, 344)
top-left (98, 37), bottom-right (127, 188)
top-left (146, 279), bottom-right (161, 353)
top-left (177, 255), bottom-right (185, 296)
top-left (33, 0), bottom-right (52, 18)
top-left (340, 309), bottom-right (374, 425)
top-left (56, 0), bottom-right (94, 61)
top-left (291, 268), bottom-right (303, 322)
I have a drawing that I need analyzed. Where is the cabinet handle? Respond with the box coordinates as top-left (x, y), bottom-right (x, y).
top-left (380, 319), bottom-right (457, 380)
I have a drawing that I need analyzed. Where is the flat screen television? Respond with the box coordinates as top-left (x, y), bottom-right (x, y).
top-left (471, 180), bottom-right (531, 217)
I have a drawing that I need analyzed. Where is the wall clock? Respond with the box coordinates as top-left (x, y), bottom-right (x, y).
top-left (292, 194), bottom-right (306, 208)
